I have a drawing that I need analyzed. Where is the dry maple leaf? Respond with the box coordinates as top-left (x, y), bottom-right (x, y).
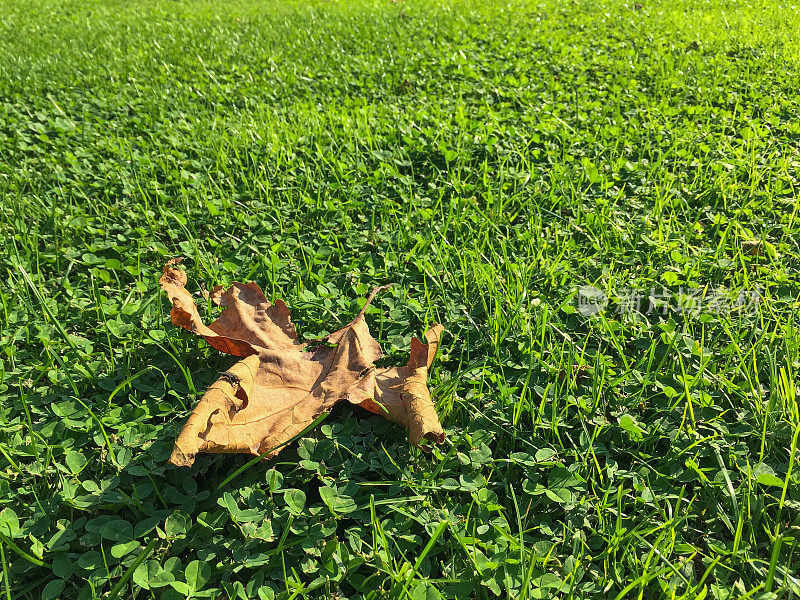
top-left (159, 259), bottom-right (446, 467)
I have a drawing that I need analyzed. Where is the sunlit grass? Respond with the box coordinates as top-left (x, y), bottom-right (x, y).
top-left (1, 0), bottom-right (799, 598)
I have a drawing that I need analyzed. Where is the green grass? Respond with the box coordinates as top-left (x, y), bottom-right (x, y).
top-left (2, 0), bottom-right (800, 598)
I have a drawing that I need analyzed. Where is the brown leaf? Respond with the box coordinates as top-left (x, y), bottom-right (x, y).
top-left (743, 239), bottom-right (763, 256)
top-left (159, 259), bottom-right (445, 467)
top-left (557, 364), bottom-right (588, 385)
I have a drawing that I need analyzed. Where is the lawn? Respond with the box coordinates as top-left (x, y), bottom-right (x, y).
top-left (1, 0), bottom-right (800, 598)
